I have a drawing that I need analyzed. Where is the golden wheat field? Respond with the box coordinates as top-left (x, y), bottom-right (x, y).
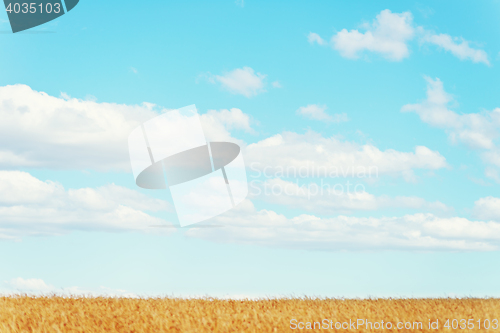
top-left (1, 296), bottom-right (499, 332)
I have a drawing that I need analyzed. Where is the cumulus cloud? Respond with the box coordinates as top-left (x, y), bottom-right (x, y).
top-left (251, 178), bottom-right (452, 215)
top-left (271, 81), bottom-right (282, 88)
top-left (402, 77), bottom-right (500, 181)
top-left (296, 104), bottom-right (348, 122)
top-left (421, 33), bottom-right (490, 65)
top-left (1, 278), bottom-right (253, 298)
top-left (0, 171), bottom-right (174, 240)
top-left (197, 108), bottom-right (255, 148)
top-left (331, 9), bottom-right (415, 61)
top-left (6, 278), bottom-right (53, 293)
top-left (482, 150), bottom-right (500, 168)
top-left (484, 167), bottom-right (500, 184)
top-left (187, 200), bottom-right (500, 251)
top-left (211, 67), bottom-right (267, 97)
top-left (244, 131), bottom-right (447, 182)
top-left (402, 77), bottom-right (500, 150)
top-left (307, 32), bottom-right (326, 45)
top-left (0, 84), bottom-right (251, 171)
top-left (310, 9), bottom-right (489, 64)
top-left (473, 196), bottom-right (500, 221)
top-left (203, 108), bottom-right (253, 132)
top-left (2, 277), bottom-right (138, 297)
top-left (0, 84), bottom-right (158, 170)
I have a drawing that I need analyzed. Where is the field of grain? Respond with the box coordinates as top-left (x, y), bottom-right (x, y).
top-left (1, 296), bottom-right (499, 332)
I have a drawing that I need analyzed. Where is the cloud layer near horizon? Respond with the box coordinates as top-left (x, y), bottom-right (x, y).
top-left (188, 200), bottom-right (500, 252)
top-left (0, 171), bottom-right (174, 240)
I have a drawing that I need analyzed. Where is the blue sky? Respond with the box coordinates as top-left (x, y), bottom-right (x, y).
top-left (0, 0), bottom-right (500, 298)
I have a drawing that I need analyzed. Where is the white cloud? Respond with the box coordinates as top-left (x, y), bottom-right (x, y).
top-left (310, 9), bottom-right (489, 64)
top-left (244, 131), bottom-right (447, 182)
top-left (307, 32), bottom-right (326, 46)
top-left (482, 150), bottom-right (500, 168)
top-left (0, 171), bottom-right (174, 240)
top-left (252, 178), bottom-right (452, 215)
top-left (2, 278), bottom-right (138, 297)
top-left (271, 81), bottom-right (282, 88)
top-left (482, 154), bottom-right (500, 184)
top-left (402, 77), bottom-right (500, 182)
top-left (0, 84), bottom-right (251, 171)
top-left (473, 196), bottom-right (500, 221)
top-left (203, 108), bottom-right (253, 133)
top-left (402, 77), bottom-right (500, 150)
top-left (199, 108), bottom-right (254, 145)
top-left (188, 200), bottom-right (500, 251)
top-left (485, 166), bottom-right (500, 183)
top-left (130, 67), bottom-right (138, 74)
top-left (0, 84), bottom-right (158, 170)
top-left (212, 67), bottom-right (267, 97)
top-left (6, 278), bottom-right (53, 293)
top-left (331, 9), bottom-right (415, 61)
top-left (296, 104), bottom-right (348, 123)
top-left (1, 278), bottom-right (256, 298)
top-left (421, 33), bottom-right (490, 65)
